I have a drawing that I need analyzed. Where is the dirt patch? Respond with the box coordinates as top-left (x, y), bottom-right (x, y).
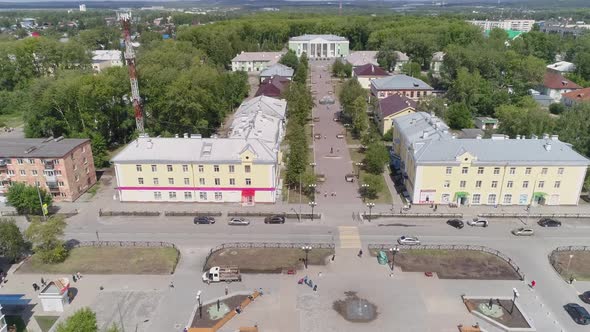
top-left (205, 248), bottom-right (334, 273)
top-left (332, 291), bottom-right (378, 323)
top-left (191, 295), bottom-right (248, 328)
top-left (552, 250), bottom-right (590, 281)
top-left (466, 298), bottom-right (530, 328)
top-left (391, 249), bottom-right (520, 280)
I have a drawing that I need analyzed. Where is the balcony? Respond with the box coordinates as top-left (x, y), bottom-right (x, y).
top-left (46, 181), bottom-right (60, 191)
top-left (0, 159), bottom-right (7, 167)
top-left (44, 175), bottom-right (57, 183)
top-left (44, 160), bottom-right (55, 170)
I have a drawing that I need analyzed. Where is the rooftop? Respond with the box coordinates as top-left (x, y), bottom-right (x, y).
top-left (432, 51), bottom-right (445, 62)
top-left (91, 50), bottom-right (122, 62)
top-left (0, 138), bottom-right (90, 158)
top-left (379, 94), bottom-right (416, 118)
top-left (255, 76), bottom-right (290, 98)
top-left (260, 63), bottom-right (294, 78)
top-left (231, 51), bottom-right (284, 63)
top-left (353, 63), bottom-right (389, 77)
top-left (289, 34), bottom-right (348, 42)
top-left (393, 51), bottom-right (409, 62)
top-left (547, 61), bottom-right (576, 73)
top-left (562, 87), bottom-right (590, 102)
top-left (229, 96), bottom-right (286, 146)
top-left (371, 74), bottom-right (433, 91)
top-left (345, 51), bottom-right (379, 67)
top-left (543, 71), bottom-right (581, 90)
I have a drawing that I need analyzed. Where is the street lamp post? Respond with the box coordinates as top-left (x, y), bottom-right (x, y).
top-left (389, 246), bottom-right (399, 271)
top-left (355, 162), bottom-right (364, 179)
top-left (361, 184), bottom-right (369, 202)
top-left (566, 254), bottom-right (574, 275)
top-left (366, 203), bottom-right (375, 222)
top-left (308, 183), bottom-right (317, 200)
top-left (308, 201), bottom-right (317, 222)
top-left (301, 245), bottom-right (312, 269)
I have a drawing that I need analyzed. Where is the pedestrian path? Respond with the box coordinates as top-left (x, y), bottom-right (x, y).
top-left (338, 226), bottom-right (362, 248)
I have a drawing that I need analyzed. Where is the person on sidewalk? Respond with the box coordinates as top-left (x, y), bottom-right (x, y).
top-left (530, 280), bottom-right (536, 288)
top-left (358, 249), bottom-right (363, 258)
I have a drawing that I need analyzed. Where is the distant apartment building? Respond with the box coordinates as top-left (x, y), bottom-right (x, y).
top-left (231, 52), bottom-right (284, 72)
top-left (391, 112), bottom-right (589, 206)
top-left (79, 4), bottom-right (87, 12)
top-left (370, 75), bottom-right (433, 100)
top-left (91, 50), bottom-right (123, 73)
top-left (0, 138), bottom-right (97, 203)
top-left (539, 20), bottom-right (590, 37)
top-left (467, 19), bottom-right (535, 32)
top-left (288, 34), bottom-right (349, 59)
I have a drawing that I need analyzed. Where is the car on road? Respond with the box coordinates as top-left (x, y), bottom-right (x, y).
top-left (467, 217), bottom-right (489, 227)
top-left (194, 216), bottom-right (215, 224)
top-left (264, 215), bottom-right (285, 224)
top-left (398, 236), bottom-right (420, 245)
top-left (564, 303), bottom-right (590, 325)
top-left (228, 217), bottom-right (250, 226)
top-left (538, 218), bottom-right (562, 227)
top-left (446, 219), bottom-right (464, 229)
top-left (511, 227), bottom-right (534, 236)
top-left (580, 291), bottom-right (590, 304)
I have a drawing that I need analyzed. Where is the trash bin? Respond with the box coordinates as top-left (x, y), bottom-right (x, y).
top-left (377, 251), bottom-right (388, 265)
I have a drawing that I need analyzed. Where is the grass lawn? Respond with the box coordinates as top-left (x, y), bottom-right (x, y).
top-left (35, 316), bottom-right (59, 332)
top-left (0, 112), bottom-right (23, 128)
top-left (349, 147), bottom-right (393, 204)
top-left (553, 251), bottom-right (590, 281)
top-left (19, 247), bottom-right (179, 274)
top-left (5, 316), bottom-right (27, 332)
top-left (205, 248), bottom-right (335, 273)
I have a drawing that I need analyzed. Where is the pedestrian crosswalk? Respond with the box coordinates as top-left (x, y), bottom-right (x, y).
top-left (338, 226), bottom-right (362, 249)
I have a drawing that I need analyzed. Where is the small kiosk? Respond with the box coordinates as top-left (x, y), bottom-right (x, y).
top-left (39, 278), bottom-right (70, 312)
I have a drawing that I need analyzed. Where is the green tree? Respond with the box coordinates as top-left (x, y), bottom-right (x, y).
top-left (361, 173), bottom-right (384, 200)
top-left (56, 308), bottom-right (97, 332)
top-left (279, 49), bottom-right (299, 71)
top-left (24, 216), bottom-right (68, 264)
top-left (495, 97), bottom-right (555, 138)
top-left (402, 61), bottom-right (421, 77)
top-left (417, 95), bottom-right (447, 119)
top-left (446, 102), bottom-right (472, 129)
top-left (6, 183), bottom-right (52, 215)
top-left (556, 102), bottom-right (590, 156)
top-left (363, 142), bottom-right (389, 174)
top-left (0, 218), bottom-right (28, 262)
top-left (549, 103), bottom-right (566, 115)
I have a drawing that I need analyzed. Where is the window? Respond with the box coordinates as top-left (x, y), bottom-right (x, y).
top-left (184, 178), bottom-right (190, 185)
top-left (541, 168), bottom-right (548, 175)
top-left (168, 178), bottom-right (174, 185)
top-left (554, 181), bottom-right (561, 188)
top-left (199, 178), bottom-right (205, 185)
top-left (230, 178), bottom-right (235, 185)
top-left (229, 165), bottom-right (235, 173)
top-left (86, 167), bottom-right (89, 174)
top-left (182, 165), bottom-right (189, 172)
top-left (558, 168), bottom-right (564, 175)
top-left (522, 181), bottom-right (529, 188)
top-left (151, 165), bottom-right (157, 172)
top-left (477, 167), bottom-right (484, 175)
top-left (214, 165), bottom-right (220, 172)
top-left (198, 165), bottom-right (204, 173)
top-left (167, 165), bottom-right (173, 172)
top-left (19, 170), bottom-right (25, 176)
top-left (74, 164), bottom-right (77, 171)
top-left (215, 192), bottom-right (223, 201)
top-left (199, 192), bottom-right (207, 200)
top-left (491, 181), bottom-right (498, 188)
top-left (488, 194), bottom-right (497, 204)
top-left (472, 194), bottom-right (481, 204)
top-left (136, 165), bottom-right (142, 172)
top-left (462, 167), bottom-right (468, 174)
top-left (28, 159), bottom-right (34, 164)
top-left (154, 192), bottom-right (162, 200)
top-left (7, 170), bottom-right (14, 175)
top-left (246, 178), bottom-right (252, 186)
top-left (168, 192), bottom-right (177, 200)
top-left (153, 178), bottom-right (159, 185)
top-left (83, 157), bottom-right (88, 165)
top-left (32, 170), bottom-right (38, 176)
top-left (82, 146), bottom-right (86, 153)
top-left (538, 181), bottom-right (545, 188)
top-left (184, 192), bottom-right (192, 200)
top-left (58, 181), bottom-right (64, 187)
top-left (138, 178), bottom-right (144, 184)
top-left (475, 180), bottom-right (482, 188)
top-left (507, 181), bottom-right (513, 188)
top-left (525, 167), bottom-right (531, 175)
top-left (54, 160), bottom-right (59, 165)
top-left (493, 167), bottom-right (500, 175)
top-left (503, 194), bottom-right (512, 204)
top-left (443, 181), bottom-right (450, 188)
top-left (17, 159), bottom-right (23, 164)
top-left (245, 165), bottom-right (251, 173)
top-left (446, 167), bottom-right (452, 175)
top-left (214, 178), bottom-right (221, 185)
top-left (509, 167), bottom-right (516, 175)
top-left (55, 170), bottom-right (62, 176)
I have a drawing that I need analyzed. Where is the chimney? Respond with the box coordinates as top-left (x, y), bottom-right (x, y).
top-left (516, 135), bottom-right (520, 140)
top-left (542, 133), bottom-right (549, 140)
top-left (175, 134), bottom-right (179, 138)
top-left (531, 134), bottom-right (538, 140)
top-left (476, 134), bottom-right (482, 139)
top-left (183, 133), bottom-right (189, 138)
top-left (371, 65), bottom-right (374, 73)
top-left (544, 142), bottom-right (552, 151)
top-left (551, 134), bottom-right (559, 141)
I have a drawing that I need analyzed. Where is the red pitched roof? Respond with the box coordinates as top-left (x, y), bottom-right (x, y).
top-left (379, 93), bottom-right (416, 118)
top-left (562, 87), bottom-right (590, 102)
top-left (255, 76), bottom-right (290, 98)
top-left (353, 63), bottom-right (389, 77)
top-left (543, 71), bottom-right (581, 90)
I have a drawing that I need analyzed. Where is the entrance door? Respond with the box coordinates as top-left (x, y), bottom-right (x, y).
top-left (241, 189), bottom-right (255, 205)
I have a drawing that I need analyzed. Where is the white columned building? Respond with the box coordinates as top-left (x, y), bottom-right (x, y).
top-left (288, 34), bottom-right (349, 59)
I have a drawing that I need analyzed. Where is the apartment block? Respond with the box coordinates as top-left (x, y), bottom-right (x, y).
top-left (467, 19), bottom-right (535, 32)
top-left (0, 137), bottom-right (97, 202)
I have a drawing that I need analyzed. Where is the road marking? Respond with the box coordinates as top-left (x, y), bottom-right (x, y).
top-left (338, 226), bottom-right (362, 249)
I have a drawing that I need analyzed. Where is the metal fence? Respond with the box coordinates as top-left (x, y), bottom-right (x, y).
top-left (164, 211), bottom-right (223, 217)
top-left (362, 212), bottom-right (463, 219)
top-left (203, 242), bottom-right (335, 272)
top-left (479, 213), bottom-right (590, 219)
top-left (549, 246), bottom-right (590, 278)
top-left (368, 243), bottom-right (524, 280)
top-left (227, 211), bottom-right (321, 220)
top-left (99, 209), bottom-right (160, 217)
top-left (66, 240), bottom-right (177, 249)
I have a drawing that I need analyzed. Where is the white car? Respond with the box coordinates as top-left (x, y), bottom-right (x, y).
top-left (397, 236), bottom-right (421, 245)
top-left (512, 227), bottom-right (534, 236)
top-left (467, 218), bottom-right (489, 227)
top-left (228, 217), bottom-right (250, 226)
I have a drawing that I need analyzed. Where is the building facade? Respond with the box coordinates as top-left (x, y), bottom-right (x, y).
top-left (231, 52), bottom-right (284, 72)
top-left (352, 64), bottom-right (390, 89)
top-left (259, 63), bottom-right (294, 82)
top-left (288, 35), bottom-right (349, 59)
top-left (91, 50), bottom-right (123, 73)
top-left (377, 94), bottom-right (416, 135)
top-left (370, 75), bottom-right (433, 100)
top-left (392, 112), bottom-right (589, 206)
top-left (542, 71), bottom-right (581, 103)
top-left (467, 19), bottom-right (535, 32)
top-left (0, 138), bottom-right (97, 202)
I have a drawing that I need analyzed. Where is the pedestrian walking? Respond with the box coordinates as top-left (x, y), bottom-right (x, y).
top-left (72, 274), bottom-right (77, 283)
top-left (331, 254), bottom-right (335, 261)
top-left (41, 278), bottom-right (45, 287)
top-left (225, 286), bottom-right (229, 295)
top-left (32, 283), bottom-right (37, 291)
top-left (313, 285), bottom-right (317, 292)
top-left (358, 249), bottom-right (363, 258)
top-left (330, 147), bottom-right (333, 154)
top-left (570, 276), bottom-right (575, 284)
top-left (324, 192), bottom-right (328, 198)
top-left (169, 281), bottom-right (174, 288)
top-left (530, 280), bottom-right (536, 288)
top-left (76, 272), bottom-right (82, 280)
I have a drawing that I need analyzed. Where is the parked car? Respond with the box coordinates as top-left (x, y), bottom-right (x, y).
top-left (228, 217), bottom-right (250, 226)
top-left (580, 291), bottom-right (590, 304)
top-left (538, 218), bottom-right (562, 227)
top-left (467, 217), bottom-right (489, 227)
top-left (264, 215), bottom-right (285, 224)
top-left (194, 216), bottom-right (215, 224)
top-left (397, 236), bottom-right (420, 245)
top-left (564, 303), bottom-right (590, 325)
top-left (511, 227), bottom-right (534, 236)
top-left (446, 219), bottom-right (464, 229)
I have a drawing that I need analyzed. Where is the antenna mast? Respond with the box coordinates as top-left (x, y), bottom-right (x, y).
top-left (118, 12), bottom-right (145, 134)
top-left (339, 1), bottom-right (342, 16)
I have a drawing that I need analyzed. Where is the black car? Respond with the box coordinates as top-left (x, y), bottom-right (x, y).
top-left (446, 219), bottom-right (464, 229)
top-left (580, 291), bottom-right (590, 304)
top-left (264, 215), bottom-right (285, 224)
top-left (538, 218), bottom-right (562, 227)
top-left (194, 216), bottom-right (215, 224)
top-left (564, 303), bottom-right (590, 325)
